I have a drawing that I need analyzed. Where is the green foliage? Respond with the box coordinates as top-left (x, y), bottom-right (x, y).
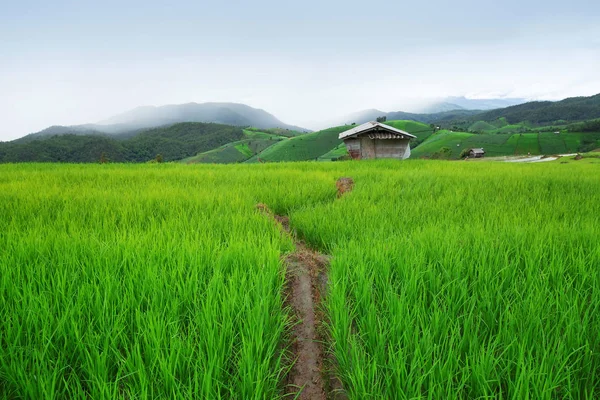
top-left (247, 125), bottom-right (350, 162)
top-left (0, 123), bottom-right (243, 163)
top-left (411, 130), bottom-right (600, 159)
top-left (122, 123), bottom-right (243, 162)
top-left (468, 120), bottom-right (497, 132)
top-left (430, 146), bottom-right (452, 159)
top-left (459, 148), bottom-right (470, 159)
top-left (318, 143), bottom-right (349, 161)
top-left (289, 159), bottom-right (600, 399)
top-left (579, 136), bottom-right (600, 153)
top-left (566, 118), bottom-right (600, 133)
top-left (244, 127), bottom-right (305, 138)
top-left (470, 94), bottom-right (600, 125)
top-left (1, 161), bottom-right (600, 398)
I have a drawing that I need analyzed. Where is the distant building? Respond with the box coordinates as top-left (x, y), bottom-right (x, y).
top-left (338, 121), bottom-right (416, 160)
top-left (469, 148), bottom-right (485, 158)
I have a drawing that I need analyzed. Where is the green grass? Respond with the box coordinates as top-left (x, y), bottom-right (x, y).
top-left (182, 142), bottom-right (249, 163)
top-left (514, 133), bottom-right (540, 155)
top-left (2, 161), bottom-right (600, 398)
top-left (247, 125), bottom-right (350, 162)
top-left (234, 143), bottom-right (253, 158)
top-left (0, 162), bottom-right (336, 399)
top-left (290, 160), bottom-right (600, 399)
top-left (538, 132), bottom-right (568, 154)
top-left (411, 130), bottom-right (600, 159)
top-left (182, 131), bottom-right (288, 164)
top-left (242, 129), bottom-right (287, 140)
top-left (244, 127), bottom-right (305, 138)
top-left (469, 120), bottom-right (498, 132)
top-left (410, 130), bottom-right (473, 158)
top-left (318, 143), bottom-right (349, 161)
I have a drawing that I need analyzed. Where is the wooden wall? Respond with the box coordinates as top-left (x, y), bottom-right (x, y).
top-left (343, 136), bottom-right (411, 160)
top-left (344, 138), bottom-right (361, 159)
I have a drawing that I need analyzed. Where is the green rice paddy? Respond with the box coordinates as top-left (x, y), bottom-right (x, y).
top-left (1, 160), bottom-right (599, 399)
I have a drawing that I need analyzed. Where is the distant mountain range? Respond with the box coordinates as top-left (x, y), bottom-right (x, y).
top-left (417, 96), bottom-right (526, 114)
top-left (334, 95), bottom-right (600, 127)
top-left (333, 97), bottom-right (527, 126)
top-left (3, 93), bottom-right (599, 164)
top-left (337, 109), bottom-right (481, 126)
top-left (468, 94), bottom-right (600, 125)
top-left (18, 102), bottom-right (308, 142)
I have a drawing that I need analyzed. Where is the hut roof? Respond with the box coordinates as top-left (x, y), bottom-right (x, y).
top-left (338, 121), bottom-right (416, 140)
top-left (470, 148), bottom-right (485, 154)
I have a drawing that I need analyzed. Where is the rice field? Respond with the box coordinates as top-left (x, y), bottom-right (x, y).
top-left (1, 160), bottom-right (600, 399)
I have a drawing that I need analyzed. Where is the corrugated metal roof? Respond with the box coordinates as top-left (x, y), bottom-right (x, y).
top-left (338, 121), bottom-right (417, 140)
top-left (471, 148), bottom-right (485, 154)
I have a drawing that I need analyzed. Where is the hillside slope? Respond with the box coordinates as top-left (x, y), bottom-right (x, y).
top-left (0, 122), bottom-right (243, 163)
top-left (467, 94), bottom-right (600, 125)
top-left (246, 126), bottom-right (351, 162)
top-left (410, 130), bottom-right (600, 159)
top-left (182, 129), bottom-right (288, 164)
top-left (247, 120), bottom-right (437, 163)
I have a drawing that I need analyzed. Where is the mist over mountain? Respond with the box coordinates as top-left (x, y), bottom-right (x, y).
top-left (16, 102), bottom-right (308, 142)
top-left (414, 97), bottom-right (526, 114)
top-left (329, 97), bottom-right (527, 127)
top-left (332, 108), bottom-right (480, 127)
top-left (329, 94), bottom-right (600, 128)
top-left (98, 102), bottom-right (307, 132)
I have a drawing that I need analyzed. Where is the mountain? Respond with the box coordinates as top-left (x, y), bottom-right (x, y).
top-left (99, 102), bottom-right (308, 132)
top-left (440, 96), bottom-right (525, 111)
top-left (0, 122), bottom-right (244, 163)
top-left (331, 97), bottom-right (527, 127)
top-left (337, 109), bottom-right (387, 125)
top-left (338, 94), bottom-right (600, 129)
top-left (16, 102), bottom-right (308, 142)
top-left (471, 94), bottom-right (600, 125)
top-left (417, 102), bottom-right (464, 113)
top-left (412, 97), bottom-right (525, 114)
top-left (332, 109), bottom-right (481, 127)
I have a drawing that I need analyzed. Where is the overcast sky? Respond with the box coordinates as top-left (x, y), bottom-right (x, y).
top-left (1, 0), bottom-right (599, 140)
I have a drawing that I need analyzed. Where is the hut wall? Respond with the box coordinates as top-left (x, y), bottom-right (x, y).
top-left (374, 139), bottom-right (411, 159)
top-left (360, 137), bottom-right (376, 158)
top-left (344, 138), bottom-right (361, 159)
top-left (343, 136), bottom-right (412, 160)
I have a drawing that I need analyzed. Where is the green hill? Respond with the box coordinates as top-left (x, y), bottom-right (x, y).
top-left (246, 120), bottom-right (436, 163)
top-left (0, 122), bottom-right (243, 163)
top-left (318, 143), bottom-right (349, 161)
top-left (467, 94), bottom-right (600, 126)
top-left (468, 121), bottom-right (497, 132)
top-left (410, 130), bottom-right (600, 159)
top-left (246, 125), bottom-right (351, 162)
top-left (182, 129), bottom-right (288, 164)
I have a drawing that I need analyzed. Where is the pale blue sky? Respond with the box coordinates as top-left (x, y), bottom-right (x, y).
top-left (1, 0), bottom-right (599, 138)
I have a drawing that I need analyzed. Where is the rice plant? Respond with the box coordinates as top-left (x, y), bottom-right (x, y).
top-left (1, 160), bottom-right (599, 399)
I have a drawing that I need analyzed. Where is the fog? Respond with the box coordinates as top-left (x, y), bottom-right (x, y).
top-left (1, 0), bottom-right (599, 140)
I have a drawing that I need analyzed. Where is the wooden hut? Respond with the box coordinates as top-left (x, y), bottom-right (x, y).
top-left (469, 148), bottom-right (485, 158)
top-left (339, 121), bottom-right (416, 160)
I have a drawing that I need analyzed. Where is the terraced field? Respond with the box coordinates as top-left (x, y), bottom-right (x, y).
top-left (411, 130), bottom-right (600, 158)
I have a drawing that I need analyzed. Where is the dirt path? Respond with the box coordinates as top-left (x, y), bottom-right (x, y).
top-left (257, 203), bottom-right (344, 400)
top-left (284, 238), bottom-right (329, 400)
